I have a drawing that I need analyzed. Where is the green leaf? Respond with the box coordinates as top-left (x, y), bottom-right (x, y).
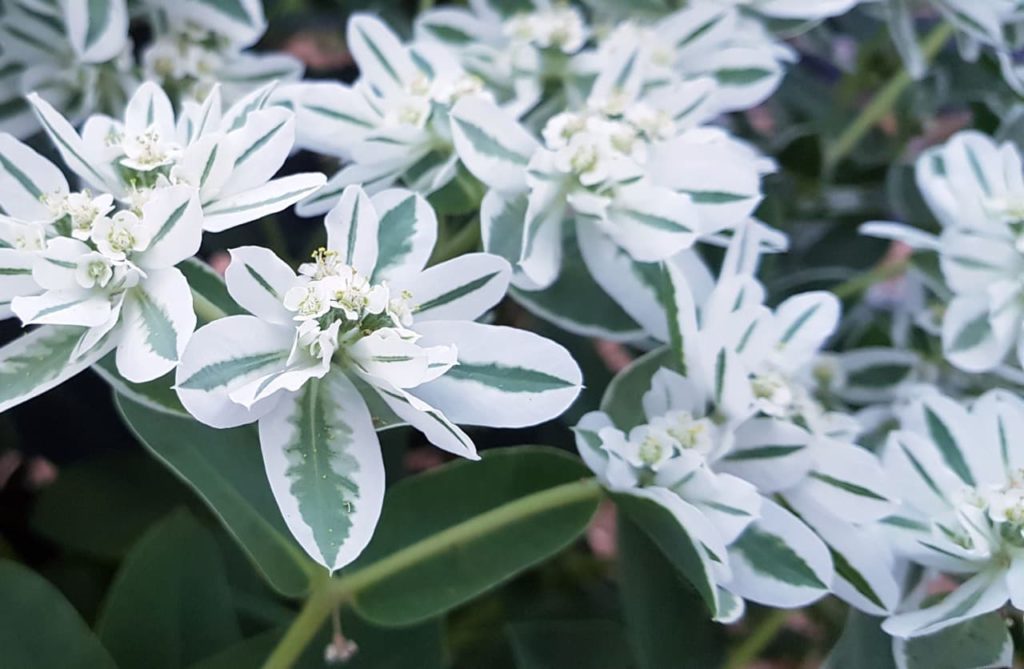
top-left (893, 612), bottom-right (1012, 669)
top-left (351, 447), bottom-right (600, 626)
top-left (96, 510), bottom-right (242, 669)
top-left (507, 620), bottom-right (634, 669)
top-left (600, 346), bottom-right (674, 430)
top-left (0, 325), bottom-right (100, 413)
top-left (612, 492), bottom-right (717, 614)
top-left (31, 452), bottom-right (192, 561)
top-left (618, 515), bottom-right (725, 669)
top-left (0, 559), bottom-right (118, 669)
top-left (822, 611), bottom-right (897, 669)
top-left (115, 394), bottom-right (313, 597)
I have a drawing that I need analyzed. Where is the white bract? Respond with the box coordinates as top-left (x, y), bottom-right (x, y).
top-left (654, 225), bottom-right (901, 614)
top-left (878, 390), bottom-right (1024, 638)
top-left (415, 0), bottom-right (591, 115)
top-left (450, 43), bottom-right (773, 339)
top-left (287, 14), bottom-right (497, 216)
top-left (862, 131), bottom-right (1024, 375)
top-left (28, 81), bottom-right (326, 233)
top-left (175, 185), bottom-right (583, 571)
top-left (0, 128), bottom-right (203, 411)
top-left (576, 366), bottom-right (832, 619)
top-left (0, 0), bottom-right (134, 137)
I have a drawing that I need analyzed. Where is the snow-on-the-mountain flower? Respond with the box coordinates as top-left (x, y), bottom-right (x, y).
top-left (0, 129), bottom-right (204, 414)
top-left (174, 185), bottom-right (583, 571)
top-left (139, 0), bottom-right (304, 104)
top-left (655, 225), bottom-right (901, 614)
top-left (414, 0), bottom-right (591, 117)
top-left (586, 4), bottom-right (797, 114)
top-left (287, 14), bottom-right (498, 216)
top-left (862, 130), bottom-right (1024, 375)
top-left (878, 389), bottom-right (1024, 638)
top-left (449, 42), bottom-right (773, 339)
top-left (0, 0), bottom-right (134, 138)
top-left (575, 364), bottom-right (833, 620)
top-left (28, 81), bottom-right (325, 234)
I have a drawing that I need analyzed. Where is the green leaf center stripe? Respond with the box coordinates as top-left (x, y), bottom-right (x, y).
top-left (199, 145), bottom-right (219, 189)
top-left (35, 298), bottom-right (90, 319)
top-left (35, 113), bottom-right (110, 187)
top-left (965, 145), bottom-right (992, 196)
top-left (372, 196), bottom-right (418, 280)
top-left (415, 271), bottom-right (501, 313)
top-left (847, 364), bottom-right (912, 387)
top-left (713, 349), bottom-right (726, 405)
top-left (617, 208), bottom-right (691, 233)
top-left (303, 104), bottom-right (375, 128)
top-left (702, 501), bottom-right (752, 517)
top-left (0, 152), bottom-right (43, 199)
top-left (46, 257), bottom-right (77, 269)
top-left (723, 444), bottom-right (803, 461)
top-left (206, 186), bottom-right (318, 217)
top-left (197, 0), bottom-right (254, 24)
top-left (444, 362), bottom-right (574, 393)
top-left (244, 263), bottom-right (279, 299)
top-left (235, 120), bottom-right (287, 167)
top-left (676, 15), bottom-right (719, 48)
top-left (345, 195), bottom-right (361, 266)
top-left (899, 441), bottom-right (946, 501)
top-left (829, 546), bottom-right (886, 609)
top-left (376, 386), bottom-right (473, 449)
top-left (134, 290), bottom-right (178, 361)
top-left (357, 25), bottom-right (402, 84)
top-left (0, 267), bottom-right (31, 275)
top-left (733, 526), bottom-right (826, 589)
top-left (715, 67), bottom-right (773, 86)
top-left (0, 326), bottom-right (83, 403)
top-left (286, 380), bottom-right (362, 567)
top-left (614, 50), bottom-right (638, 89)
top-left (372, 355), bottom-right (415, 363)
top-left (808, 471), bottom-right (887, 501)
top-left (453, 118), bottom-right (529, 165)
top-left (780, 303), bottom-right (821, 344)
top-left (879, 515), bottom-right (929, 531)
top-left (924, 407), bottom-right (974, 485)
top-left (423, 23), bottom-right (474, 44)
top-left (178, 350), bottom-right (288, 390)
top-left (150, 199), bottom-right (190, 247)
top-left (682, 190), bottom-right (751, 205)
top-left (949, 312), bottom-right (990, 353)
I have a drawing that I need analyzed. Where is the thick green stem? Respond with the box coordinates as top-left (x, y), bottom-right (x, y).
top-left (191, 288), bottom-right (227, 323)
top-left (722, 609), bottom-right (790, 669)
top-left (262, 477), bottom-right (603, 669)
top-left (831, 257), bottom-right (910, 300)
top-left (824, 22), bottom-right (955, 173)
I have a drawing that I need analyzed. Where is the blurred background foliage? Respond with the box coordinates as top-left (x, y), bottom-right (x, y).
top-left (2, 1), bottom-right (1022, 667)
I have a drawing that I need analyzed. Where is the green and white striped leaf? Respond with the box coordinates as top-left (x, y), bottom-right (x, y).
top-left (450, 96), bottom-right (537, 192)
top-left (288, 81), bottom-right (378, 156)
top-left (893, 611), bottom-right (1013, 669)
top-left (223, 245), bottom-right (295, 325)
top-left (412, 320), bottom-right (582, 428)
top-left (325, 184), bottom-right (379, 276)
top-left (27, 93), bottom-right (116, 192)
top-left (221, 107), bottom-right (294, 195)
top-left (259, 371), bottom-right (385, 572)
top-left (0, 133), bottom-right (68, 221)
top-left (401, 252), bottom-right (509, 321)
top-left (116, 268), bottom-right (195, 384)
top-left (347, 14), bottom-right (419, 97)
top-left (835, 348), bottom-right (919, 405)
top-left (727, 498), bottom-right (832, 608)
top-left (370, 189), bottom-right (437, 283)
top-left (203, 173), bottom-right (326, 233)
top-left (174, 315), bottom-right (293, 428)
top-left (182, 0), bottom-right (264, 46)
top-left (721, 418), bottom-right (812, 493)
top-left (0, 325), bottom-right (109, 413)
top-left (0, 248), bottom-right (38, 313)
top-left (64, 0), bottom-right (128, 63)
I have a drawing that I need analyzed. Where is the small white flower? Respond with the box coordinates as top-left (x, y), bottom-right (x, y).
top-left (73, 252), bottom-right (115, 289)
top-left (283, 283), bottom-right (332, 321)
top-left (65, 192), bottom-right (115, 240)
top-left (92, 210), bottom-right (152, 261)
top-left (119, 125), bottom-right (182, 172)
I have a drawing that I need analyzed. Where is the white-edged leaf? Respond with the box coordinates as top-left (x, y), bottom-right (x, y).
top-left (450, 96), bottom-right (537, 193)
top-left (325, 185), bottom-right (379, 275)
top-left (411, 320), bottom-right (582, 428)
top-left (115, 268), bottom-right (196, 383)
top-left (64, 0), bottom-right (128, 63)
top-left (0, 132), bottom-right (68, 221)
top-left (224, 245), bottom-right (295, 325)
top-left (27, 93), bottom-right (116, 192)
top-left (400, 253), bottom-right (510, 321)
top-left (259, 370), bottom-right (385, 572)
top-left (369, 189), bottom-right (437, 283)
top-left (202, 173), bottom-right (327, 233)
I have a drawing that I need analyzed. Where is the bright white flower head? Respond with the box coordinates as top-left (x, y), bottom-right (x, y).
top-left (503, 4), bottom-right (588, 54)
top-left (879, 390), bottom-right (1024, 638)
top-left (175, 185), bottom-right (582, 573)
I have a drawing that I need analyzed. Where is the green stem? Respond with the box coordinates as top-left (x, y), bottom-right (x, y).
top-left (823, 21), bottom-right (955, 173)
top-left (262, 477), bottom-right (603, 669)
top-left (191, 288), bottom-right (227, 323)
top-left (831, 257), bottom-right (910, 300)
top-left (430, 219), bottom-right (482, 265)
top-left (723, 609), bottom-right (790, 669)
